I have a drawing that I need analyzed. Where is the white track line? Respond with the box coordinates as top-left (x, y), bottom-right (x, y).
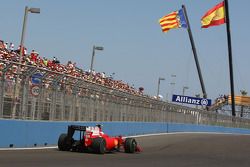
top-left (127, 131), bottom-right (250, 138)
top-left (0, 146), bottom-right (57, 151)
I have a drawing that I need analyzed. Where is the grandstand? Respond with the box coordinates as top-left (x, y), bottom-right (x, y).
top-left (0, 40), bottom-right (142, 96)
top-left (209, 95), bottom-right (250, 118)
top-left (228, 95), bottom-right (250, 106)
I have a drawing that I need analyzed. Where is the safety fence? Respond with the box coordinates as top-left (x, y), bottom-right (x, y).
top-left (0, 59), bottom-right (250, 129)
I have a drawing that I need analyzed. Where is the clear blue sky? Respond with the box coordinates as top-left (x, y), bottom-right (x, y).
top-left (1, 0), bottom-right (249, 101)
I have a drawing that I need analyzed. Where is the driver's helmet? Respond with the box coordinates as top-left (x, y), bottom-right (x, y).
top-left (96, 124), bottom-right (103, 129)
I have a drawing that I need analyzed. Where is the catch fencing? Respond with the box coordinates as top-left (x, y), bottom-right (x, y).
top-left (0, 59), bottom-right (250, 129)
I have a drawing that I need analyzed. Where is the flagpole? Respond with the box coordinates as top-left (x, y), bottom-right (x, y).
top-left (182, 5), bottom-right (207, 99)
top-left (224, 0), bottom-right (236, 117)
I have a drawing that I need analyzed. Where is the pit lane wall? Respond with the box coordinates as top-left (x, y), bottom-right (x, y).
top-left (1, 119), bottom-right (250, 148)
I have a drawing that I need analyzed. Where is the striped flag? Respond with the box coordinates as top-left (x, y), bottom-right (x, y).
top-left (201, 1), bottom-right (226, 28)
top-left (159, 8), bottom-right (187, 33)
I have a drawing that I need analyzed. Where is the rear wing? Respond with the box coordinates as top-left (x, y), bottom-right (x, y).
top-left (67, 125), bottom-right (88, 138)
top-left (68, 125), bottom-right (88, 131)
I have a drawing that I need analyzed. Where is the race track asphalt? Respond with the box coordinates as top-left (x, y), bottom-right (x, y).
top-left (0, 133), bottom-right (250, 167)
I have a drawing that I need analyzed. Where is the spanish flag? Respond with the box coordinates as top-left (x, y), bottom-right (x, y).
top-left (159, 9), bottom-right (187, 33)
top-left (201, 1), bottom-right (226, 28)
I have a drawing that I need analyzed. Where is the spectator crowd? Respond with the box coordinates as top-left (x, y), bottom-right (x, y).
top-left (0, 39), bottom-right (144, 96)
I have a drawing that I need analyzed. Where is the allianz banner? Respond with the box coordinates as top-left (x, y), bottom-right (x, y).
top-left (172, 94), bottom-right (212, 106)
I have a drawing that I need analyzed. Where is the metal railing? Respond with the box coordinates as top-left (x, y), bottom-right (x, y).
top-left (0, 59), bottom-right (250, 129)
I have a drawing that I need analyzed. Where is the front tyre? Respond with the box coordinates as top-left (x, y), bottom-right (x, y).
top-left (124, 138), bottom-right (137, 153)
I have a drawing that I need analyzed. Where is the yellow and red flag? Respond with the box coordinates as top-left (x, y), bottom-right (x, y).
top-left (159, 9), bottom-right (187, 33)
top-left (201, 1), bottom-right (225, 28)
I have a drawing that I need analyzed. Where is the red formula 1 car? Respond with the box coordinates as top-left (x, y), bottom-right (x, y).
top-left (58, 125), bottom-right (141, 154)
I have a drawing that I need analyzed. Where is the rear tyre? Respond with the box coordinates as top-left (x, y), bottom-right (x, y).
top-left (124, 138), bottom-right (137, 153)
top-left (92, 137), bottom-right (106, 154)
top-left (58, 133), bottom-right (72, 151)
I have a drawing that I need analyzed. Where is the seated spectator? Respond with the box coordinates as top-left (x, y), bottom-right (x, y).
top-left (4, 42), bottom-right (8, 50)
top-left (52, 56), bottom-right (60, 64)
top-left (101, 72), bottom-right (106, 78)
top-left (139, 87), bottom-right (144, 94)
top-left (9, 43), bottom-right (14, 52)
top-left (30, 50), bottom-right (38, 65)
top-left (15, 45), bottom-right (27, 63)
top-left (0, 40), bottom-right (4, 49)
top-left (42, 57), bottom-right (48, 67)
top-left (0, 62), bottom-right (5, 76)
